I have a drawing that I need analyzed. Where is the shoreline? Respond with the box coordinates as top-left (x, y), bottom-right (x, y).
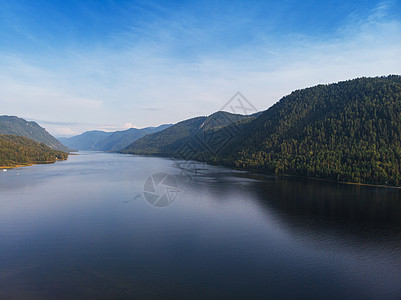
top-left (121, 152), bottom-right (401, 190)
top-left (253, 172), bottom-right (401, 189)
top-left (231, 167), bottom-right (401, 190)
top-left (0, 158), bottom-right (68, 170)
top-left (227, 165), bottom-right (401, 190)
top-left (1, 164), bottom-right (34, 169)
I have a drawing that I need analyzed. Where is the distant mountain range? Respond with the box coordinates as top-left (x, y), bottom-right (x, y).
top-left (0, 115), bottom-right (70, 152)
top-left (0, 134), bottom-right (68, 167)
top-left (122, 111), bottom-right (259, 156)
top-left (58, 131), bottom-right (112, 151)
top-left (122, 75), bottom-right (401, 187)
top-left (59, 124), bottom-right (171, 151)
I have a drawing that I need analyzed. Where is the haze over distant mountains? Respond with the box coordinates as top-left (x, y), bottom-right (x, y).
top-left (59, 124), bottom-right (172, 151)
top-left (0, 116), bottom-right (70, 152)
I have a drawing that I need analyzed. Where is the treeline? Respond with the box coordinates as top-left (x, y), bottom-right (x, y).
top-left (0, 134), bottom-right (69, 167)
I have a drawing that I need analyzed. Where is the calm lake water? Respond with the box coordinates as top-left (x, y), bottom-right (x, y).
top-left (1, 152), bottom-right (401, 299)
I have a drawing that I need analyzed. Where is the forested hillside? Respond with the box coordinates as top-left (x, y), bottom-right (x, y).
top-left (214, 75), bottom-right (401, 186)
top-left (0, 134), bottom-right (69, 167)
top-left (121, 75), bottom-right (401, 186)
top-left (0, 116), bottom-right (70, 152)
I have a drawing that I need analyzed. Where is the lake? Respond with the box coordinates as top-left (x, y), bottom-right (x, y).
top-left (0, 152), bottom-right (401, 299)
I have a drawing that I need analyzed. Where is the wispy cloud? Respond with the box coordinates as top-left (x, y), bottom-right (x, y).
top-left (0, 1), bottom-right (400, 136)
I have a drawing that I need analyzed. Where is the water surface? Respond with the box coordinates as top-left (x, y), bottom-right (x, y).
top-left (0, 152), bottom-right (400, 299)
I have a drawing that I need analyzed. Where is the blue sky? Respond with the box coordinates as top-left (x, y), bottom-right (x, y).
top-left (1, 0), bottom-right (400, 136)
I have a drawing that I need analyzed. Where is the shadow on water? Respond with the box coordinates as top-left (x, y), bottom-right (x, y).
top-left (183, 165), bottom-right (401, 228)
top-left (249, 174), bottom-right (401, 226)
top-left (230, 172), bottom-right (401, 252)
top-left (182, 166), bottom-right (401, 248)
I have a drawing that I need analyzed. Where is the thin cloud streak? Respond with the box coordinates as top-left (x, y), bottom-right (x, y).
top-left (0, 1), bottom-right (400, 136)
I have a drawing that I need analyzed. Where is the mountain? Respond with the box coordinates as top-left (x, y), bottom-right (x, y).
top-left (122, 111), bottom-right (259, 156)
top-left (212, 75), bottom-right (401, 186)
top-left (95, 124), bottom-right (172, 151)
top-left (0, 115), bottom-right (70, 152)
top-left (122, 75), bottom-right (401, 187)
top-left (0, 134), bottom-right (68, 168)
top-left (60, 124), bottom-right (172, 151)
top-left (59, 131), bottom-right (113, 151)
top-left (122, 117), bottom-right (205, 155)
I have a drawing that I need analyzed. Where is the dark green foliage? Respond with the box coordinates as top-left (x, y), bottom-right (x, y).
top-left (0, 115), bottom-right (70, 152)
top-left (0, 134), bottom-right (69, 167)
top-left (214, 75), bottom-right (401, 186)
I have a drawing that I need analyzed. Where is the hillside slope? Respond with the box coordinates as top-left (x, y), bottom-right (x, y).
top-left (213, 75), bottom-right (401, 186)
top-left (0, 116), bottom-right (70, 152)
top-left (0, 134), bottom-right (69, 167)
top-left (122, 112), bottom-right (257, 156)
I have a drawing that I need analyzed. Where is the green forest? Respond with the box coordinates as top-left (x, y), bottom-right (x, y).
top-left (213, 75), bottom-right (401, 186)
top-left (0, 134), bottom-right (69, 167)
top-left (124, 75), bottom-right (401, 187)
